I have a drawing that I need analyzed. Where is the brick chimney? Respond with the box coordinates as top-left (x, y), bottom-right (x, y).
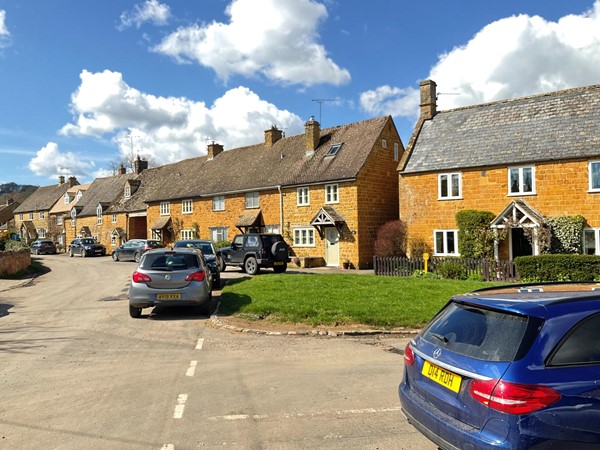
top-left (58, 175), bottom-right (65, 185)
top-left (207, 142), bottom-right (224, 161)
top-left (420, 79), bottom-right (437, 120)
top-left (68, 176), bottom-right (78, 188)
top-left (264, 126), bottom-right (283, 148)
top-left (304, 116), bottom-right (320, 155)
top-left (134, 155), bottom-right (148, 174)
top-left (118, 164), bottom-right (126, 175)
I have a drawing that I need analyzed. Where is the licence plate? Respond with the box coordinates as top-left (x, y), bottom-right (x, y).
top-left (157, 293), bottom-right (181, 300)
top-left (274, 261), bottom-right (284, 265)
top-left (422, 360), bottom-right (462, 393)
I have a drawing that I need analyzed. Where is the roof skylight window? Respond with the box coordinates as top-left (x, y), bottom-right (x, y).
top-left (325, 143), bottom-right (342, 157)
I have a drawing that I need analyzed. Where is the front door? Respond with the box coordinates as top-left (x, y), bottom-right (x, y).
top-left (324, 228), bottom-right (340, 266)
top-left (510, 228), bottom-right (533, 259)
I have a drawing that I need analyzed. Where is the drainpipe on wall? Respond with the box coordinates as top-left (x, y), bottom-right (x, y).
top-left (277, 185), bottom-right (283, 233)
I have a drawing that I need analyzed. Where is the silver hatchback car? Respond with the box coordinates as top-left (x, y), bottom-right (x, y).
top-left (128, 248), bottom-right (213, 318)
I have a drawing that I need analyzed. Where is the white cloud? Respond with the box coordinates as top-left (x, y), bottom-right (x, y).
top-left (118, 0), bottom-right (171, 30)
top-left (152, 0), bottom-right (350, 86)
top-left (28, 142), bottom-right (95, 179)
top-left (60, 70), bottom-right (304, 166)
top-left (360, 0), bottom-right (600, 118)
top-left (0, 10), bottom-right (12, 48)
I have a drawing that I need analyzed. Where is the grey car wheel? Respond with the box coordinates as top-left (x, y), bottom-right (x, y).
top-left (134, 252), bottom-right (141, 263)
top-left (112, 252), bottom-right (119, 261)
top-left (69, 249), bottom-right (74, 257)
top-left (244, 256), bottom-right (259, 275)
top-left (80, 249), bottom-right (86, 258)
top-left (129, 304), bottom-right (142, 318)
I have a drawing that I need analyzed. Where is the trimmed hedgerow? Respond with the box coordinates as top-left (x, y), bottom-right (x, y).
top-left (515, 254), bottom-right (600, 282)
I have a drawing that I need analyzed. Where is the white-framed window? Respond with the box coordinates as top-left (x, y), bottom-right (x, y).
top-left (57, 215), bottom-right (63, 226)
top-left (584, 228), bottom-right (600, 254)
top-left (210, 227), bottom-right (228, 242)
top-left (112, 214), bottom-right (117, 224)
top-left (434, 230), bottom-right (459, 256)
top-left (246, 192), bottom-right (259, 209)
top-left (76, 191), bottom-right (83, 201)
top-left (382, 139), bottom-right (387, 148)
top-left (151, 229), bottom-right (160, 240)
top-left (29, 212), bottom-right (33, 220)
top-left (124, 186), bottom-right (131, 199)
top-left (213, 196), bottom-right (225, 211)
top-left (96, 204), bottom-right (103, 224)
top-left (394, 142), bottom-right (399, 161)
top-left (264, 224), bottom-right (280, 234)
top-left (19, 213), bottom-right (23, 221)
top-left (297, 187), bottom-right (310, 206)
top-left (64, 193), bottom-right (70, 204)
top-left (293, 227), bottom-right (315, 247)
top-left (182, 199), bottom-right (193, 214)
top-left (181, 229), bottom-right (194, 240)
top-left (508, 166), bottom-right (535, 195)
top-left (160, 202), bottom-right (170, 216)
top-left (111, 234), bottom-right (117, 246)
top-left (37, 229), bottom-right (46, 238)
top-left (39, 211), bottom-right (45, 219)
top-left (325, 184), bottom-right (339, 204)
top-left (325, 143), bottom-right (341, 157)
top-left (589, 161), bottom-right (600, 192)
top-left (438, 173), bottom-right (462, 200)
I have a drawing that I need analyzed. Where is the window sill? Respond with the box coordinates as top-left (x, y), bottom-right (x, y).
top-left (507, 192), bottom-right (536, 197)
top-left (437, 196), bottom-right (463, 201)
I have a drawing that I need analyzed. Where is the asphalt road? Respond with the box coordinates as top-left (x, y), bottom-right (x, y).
top-left (0, 254), bottom-right (436, 450)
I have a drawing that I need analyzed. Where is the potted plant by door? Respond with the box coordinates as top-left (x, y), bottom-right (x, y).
top-left (342, 259), bottom-right (350, 269)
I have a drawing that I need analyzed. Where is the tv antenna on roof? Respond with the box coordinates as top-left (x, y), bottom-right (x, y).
top-left (312, 99), bottom-right (337, 125)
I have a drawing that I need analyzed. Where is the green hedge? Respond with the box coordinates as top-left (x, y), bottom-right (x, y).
top-left (515, 254), bottom-right (600, 282)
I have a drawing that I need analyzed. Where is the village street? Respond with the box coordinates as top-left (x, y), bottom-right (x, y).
top-left (0, 255), bottom-right (435, 450)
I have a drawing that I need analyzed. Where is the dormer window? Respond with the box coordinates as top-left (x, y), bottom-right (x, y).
top-left (325, 143), bottom-right (342, 157)
top-left (76, 191), bottom-right (83, 201)
top-left (96, 204), bottom-right (103, 224)
top-left (124, 185), bottom-right (131, 199)
top-left (64, 193), bottom-right (70, 204)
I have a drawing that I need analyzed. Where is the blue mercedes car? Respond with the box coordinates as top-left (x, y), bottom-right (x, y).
top-left (399, 282), bottom-right (600, 449)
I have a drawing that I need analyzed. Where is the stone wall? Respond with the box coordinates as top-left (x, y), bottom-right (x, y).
top-left (0, 249), bottom-right (31, 276)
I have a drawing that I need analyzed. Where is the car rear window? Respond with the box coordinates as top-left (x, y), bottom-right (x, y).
top-left (146, 241), bottom-right (162, 248)
top-left (421, 301), bottom-right (532, 362)
top-left (141, 253), bottom-right (200, 271)
top-left (548, 313), bottom-right (600, 366)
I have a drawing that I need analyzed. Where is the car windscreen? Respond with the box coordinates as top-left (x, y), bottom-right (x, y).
top-left (81, 239), bottom-right (95, 245)
top-left (140, 253), bottom-right (200, 271)
top-left (421, 301), bottom-right (531, 362)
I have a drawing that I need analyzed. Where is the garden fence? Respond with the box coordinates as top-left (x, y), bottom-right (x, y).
top-left (373, 256), bottom-right (518, 282)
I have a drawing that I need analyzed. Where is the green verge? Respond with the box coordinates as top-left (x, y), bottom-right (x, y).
top-left (219, 273), bottom-right (499, 329)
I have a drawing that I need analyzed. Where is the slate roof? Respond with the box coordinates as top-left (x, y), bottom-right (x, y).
top-left (75, 174), bottom-right (137, 218)
top-left (402, 84), bottom-right (600, 174)
top-left (49, 182), bottom-right (92, 215)
top-left (135, 116), bottom-right (391, 203)
top-left (13, 182), bottom-right (75, 213)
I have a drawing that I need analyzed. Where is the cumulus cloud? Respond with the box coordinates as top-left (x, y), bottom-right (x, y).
top-left (360, 0), bottom-right (600, 118)
top-left (28, 142), bottom-right (95, 179)
top-left (152, 0), bottom-right (350, 86)
top-left (0, 10), bottom-right (12, 48)
top-left (118, 0), bottom-right (171, 30)
top-left (59, 70), bottom-right (304, 166)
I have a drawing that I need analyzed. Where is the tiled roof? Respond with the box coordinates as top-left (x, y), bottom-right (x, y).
top-left (75, 174), bottom-right (137, 218)
top-left (49, 182), bottom-right (92, 214)
top-left (137, 116), bottom-right (391, 203)
top-left (403, 84), bottom-right (600, 174)
top-left (14, 182), bottom-right (75, 213)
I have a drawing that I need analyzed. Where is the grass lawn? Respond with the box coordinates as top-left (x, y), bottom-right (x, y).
top-left (219, 273), bottom-right (502, 329)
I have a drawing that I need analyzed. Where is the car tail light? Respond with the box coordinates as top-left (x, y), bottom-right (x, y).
top-left (404, 343), bottom-right (415, 366)
top-left (132, 271), bottom-right (152, 283)
top-left (185, 271), bottom-right (206, 282)
top-left (469, 379), bottom-right (561, 414)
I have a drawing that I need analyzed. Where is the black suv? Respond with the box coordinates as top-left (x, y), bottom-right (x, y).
top-left (220, 233), bottom-right (290, 275)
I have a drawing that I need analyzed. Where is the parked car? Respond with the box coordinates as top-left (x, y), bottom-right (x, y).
top-left (112, 239), bottom-right (163, 263)
top-left (173, 240), bottom-right (221, 288)
top-left (68, 238), bottom-right (106, 257)
top-left (30, 240), bottom-right (57, 255)
top-left (399, 282), bottom-right (600, 450)
top-left (219, 233), bottom-right (290, 275)
top-left (128, 248), bottom-right (213, 318)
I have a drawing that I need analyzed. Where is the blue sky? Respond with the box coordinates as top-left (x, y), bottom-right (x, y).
top-left (1, 0), bottom-right (600, 187)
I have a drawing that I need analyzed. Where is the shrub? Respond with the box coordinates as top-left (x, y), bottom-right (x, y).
top-left (213, 240), bottom-right (230, 249)
top-left (436, 260), bottom-right (468, 280)
top-left (456, 210), bottom-right (497, 259)
top-left (545, 216), bottom-right (585, 254)
top-left (374, 220), bottom-right (407, 257)
top-left (515, 254), bottom-right (600, 282)
top-left (408, 237), bottom-right (432, 258)
top-left (412, 270), bottom-right (441, 279)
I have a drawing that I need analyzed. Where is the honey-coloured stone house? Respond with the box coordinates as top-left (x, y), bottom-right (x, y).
top-left (399, 80), bottom-right (600, 260)
top-left (110, 116), bottom-right (403, 269)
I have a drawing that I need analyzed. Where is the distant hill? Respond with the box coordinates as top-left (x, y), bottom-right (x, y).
top-left (0, 183), bottom-right (37, 205)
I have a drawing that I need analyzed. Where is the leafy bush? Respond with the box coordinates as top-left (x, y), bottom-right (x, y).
top-left (436, 260), bottom-right (468, 280)
top-left (412, 269), bottom-right (441, 279)
top-left (545, 216), bottom-right (585, 254)
top-left (408, 237), bottom-right (432, 258)
top-left (515, 254), bottom-right (600, 282)
top-left (374, 220), bottom-right (407, 257)
top-left (213, 240), bottom-right (230, 249)
top-left (456, 210), bottom-right (497, 259)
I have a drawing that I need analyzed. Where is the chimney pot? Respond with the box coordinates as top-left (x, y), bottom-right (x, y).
top-left (264, 126), bottom-right (283, 148)
top-left (68, 176), bottom-right (78, 188)
top-left (118, 164), bottom-right (126, 175)
top-left (59, 175), bottom-right (65, 184)
top-left (420, 79), bottom-right (437, 120)
top-left (134, 156), bottom-right (148, 174)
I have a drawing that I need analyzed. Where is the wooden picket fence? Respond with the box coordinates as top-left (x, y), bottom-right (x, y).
top-left (373, 256), bottom-right (518, 282)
